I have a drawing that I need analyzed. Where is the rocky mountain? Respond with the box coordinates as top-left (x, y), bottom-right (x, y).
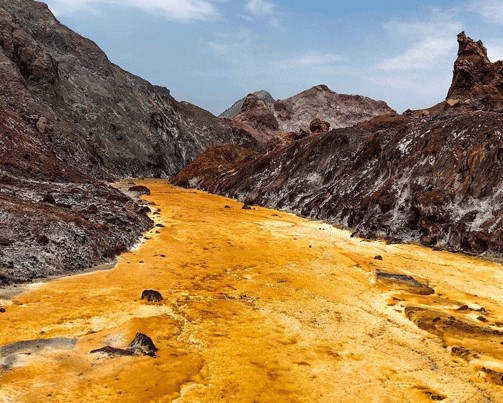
top-left (220, 85), bottom-right (394, 142)
top-left (0, 0), bottom-right (257, 284)
top-left (174, 32), bottom-right (503, 258)
top-left (0, 0), bottom-right (256, 180)
top-left (219, 90), bottom-right (274, 119)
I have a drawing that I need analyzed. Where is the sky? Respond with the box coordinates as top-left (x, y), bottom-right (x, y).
top-left (42, 0), bottom-right (503, 115)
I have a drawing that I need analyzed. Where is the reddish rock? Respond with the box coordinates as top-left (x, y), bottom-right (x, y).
top-left (173, 33), bottom-right (503, 258)
top-left (309, 118), bottom-right (330, 135)
top-left (220, 85), bottom-right (395, 142)
top-left (446, 32), bottom-right (503, 112)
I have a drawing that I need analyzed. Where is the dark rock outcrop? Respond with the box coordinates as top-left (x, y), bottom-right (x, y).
top-left (309, 118), bottom-right (330, 135)
top-left (220, 85), bottom-right (394, 142)
top-left (376, 270), bottom-right (435, 295)
top-left (447, 32), bottom-right (503, 112)
top-left (173, 33), bottom-right (503, 258)
top-left (91, 333), bottom-right (158, 357)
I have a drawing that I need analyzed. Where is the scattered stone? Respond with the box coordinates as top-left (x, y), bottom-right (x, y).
top-left (137, 206), bottom-right (152, 215)
top-left (477, 316), bottom-right (488, 322)
top-left (156, 223), bottom-right (165, 228)
top-left (86, 204), bottom-right (98, 214)
top-left (242, 204), bottom-right (252, 210)
top-left (457, 305), bottom-right (470, 311)
top-left (128, 185), bottom-right (151, 195)
top-left (41, 194), bottom-right (56, 204)
top-left (374, 255), bottom-right (383, 261)
top-left (0, 307), bottom-right (5, 313)
top-left (141, 289), bottom-right (163, 302)
top-left (445, 98), bottom-right (460, 107)
top-left (481, 367), bottom-right (503, 386)
top-left (224, 205), bottom-right (231, 209)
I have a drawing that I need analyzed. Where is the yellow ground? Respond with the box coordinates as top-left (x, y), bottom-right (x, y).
top-left (0, 180), bottom-right (503, 402)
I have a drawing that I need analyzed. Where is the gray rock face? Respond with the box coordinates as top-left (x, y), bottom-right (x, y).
top-left (221, 85), bottom-right (394, 142)
top-left (0, 0), bottom-right (257, 180)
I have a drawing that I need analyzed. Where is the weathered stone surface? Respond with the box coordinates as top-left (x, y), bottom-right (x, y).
top-left (376, 270), bottom-right (435, 295)
top-left (309, 118), bottom-right (330, 135)
top-left (447, 32), bottom-right (503, 112)
top-left (220, 84), bottom-right (394, 142)
top-left (173, 33), bottom-right (503, 258)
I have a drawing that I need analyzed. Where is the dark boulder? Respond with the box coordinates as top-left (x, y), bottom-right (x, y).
top-left (128, 185), bottom-right (151, 196)
top-left (141, 289), bottom-right (163, 302)
top-left (127, 333), bottom-right (158, 357)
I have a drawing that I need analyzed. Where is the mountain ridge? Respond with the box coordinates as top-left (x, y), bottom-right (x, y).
top-left (221, 84), bottom-right (394, 142)
top-left (174, 32), bottom-right (503, 258)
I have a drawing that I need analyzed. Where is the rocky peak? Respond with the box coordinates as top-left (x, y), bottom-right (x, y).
top-left (219, 90), bottom-right (274, 119)
top-left (446, 32), bottom-right (503, 112)
top-left (456, 31), bottom-right (490, 62)
top-left (221, 85), bottom-right (394, 142)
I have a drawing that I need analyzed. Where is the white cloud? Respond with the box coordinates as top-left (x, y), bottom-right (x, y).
top-left (44, 0), bottom-right (220, 22)
top-left (376, 9), bottom-right (461, 71)
top-left (243, 0), bottom-right (280, 27)
top-left (246, 0), bottom-right (275, 16)
top-left (287, 51), bottom-right (348, 67)
top-left (472, 0), bottom-right (503, 24)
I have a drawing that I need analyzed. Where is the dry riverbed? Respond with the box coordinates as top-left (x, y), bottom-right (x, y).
top-left (0, 180), bottom-right (502, 402)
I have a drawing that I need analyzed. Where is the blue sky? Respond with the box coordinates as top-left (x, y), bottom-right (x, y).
top-left (42, 0), bottom-right (503, 115)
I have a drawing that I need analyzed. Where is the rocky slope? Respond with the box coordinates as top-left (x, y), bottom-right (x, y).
top-left (174, 33), bottom-right (503, 258)
top-left (220, 85), bottom-right (394, 142)
top-left (0, 0), bottom-right (257, 284)
top-left (0, 0), bottom-right (256, 179)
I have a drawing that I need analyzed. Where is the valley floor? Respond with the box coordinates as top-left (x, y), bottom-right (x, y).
top-left (0, 180), bottom-right (502, 402)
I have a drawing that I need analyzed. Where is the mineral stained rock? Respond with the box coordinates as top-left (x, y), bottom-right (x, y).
top-left (173, 33), bottom-right (503, 258)
top-left (219, 85), bottom-right (394, 142)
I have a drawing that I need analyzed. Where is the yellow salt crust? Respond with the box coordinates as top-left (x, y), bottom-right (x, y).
top-left (0, 180), bottom-right (502, 402)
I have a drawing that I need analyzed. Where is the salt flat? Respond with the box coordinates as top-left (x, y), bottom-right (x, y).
top-left (0, 180), bottom-right (502, 402)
